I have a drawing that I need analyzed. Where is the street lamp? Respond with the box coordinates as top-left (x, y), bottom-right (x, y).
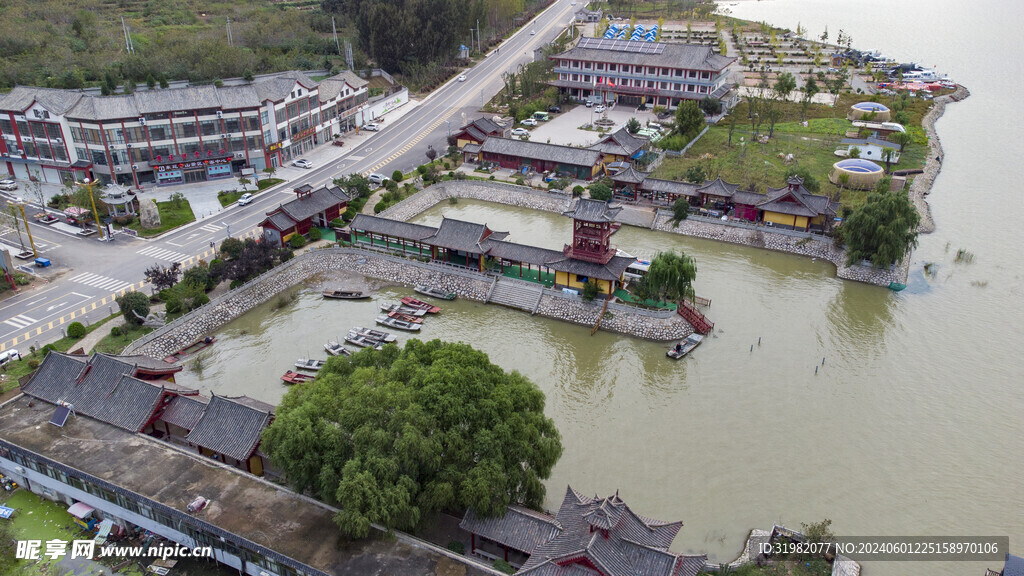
top-left (75, 178), bottom-right (105, 240)
top-left (222, 221), bottom-right (231, 238)
top-left (14, 201), bottom-right (38, 258)
top-left (445, 120), bottom-right (451, 137)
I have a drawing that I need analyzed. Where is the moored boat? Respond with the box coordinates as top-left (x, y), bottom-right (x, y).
top-left (322, 289), bottom-right (369, 300)
top-left (387, 310), bottom-right (423, 324)
top-left (380, 302), bottom-right (427, 316)
top-left (281, 371), bottom-right (315, 384)
top-left (163, 336), bottom-right (216, 363)
top-left (375, 315), bottom-right (422, 332)
top-left (295, 358), bottom-right (326, 371)
top-left (324, 341), bottom-right (351, 356)
top-left (666, 334), bottom-right (704, 360)
top-left (414, 285), bottom-right (457, 300)
top-left (400, 296), bottom-right (441, 314)
top-left (352, 326), bottom-right (397, 343)
top-left (344, 331), bottom-right (383, 350)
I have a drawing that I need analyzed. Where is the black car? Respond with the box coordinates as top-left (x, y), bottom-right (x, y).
top-left (548, 106), bottom-right (561, 113)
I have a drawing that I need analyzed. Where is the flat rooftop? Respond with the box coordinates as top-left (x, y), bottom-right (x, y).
top-left (0, 395), bottom-right (486, 576)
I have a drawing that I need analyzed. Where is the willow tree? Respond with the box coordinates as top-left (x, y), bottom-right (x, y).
top-left (644, 250), bottom-right (697, 303)
top-left (262, 339), bottom-right (563, 538)
top-left (839, 189), bottom-right (920, 267)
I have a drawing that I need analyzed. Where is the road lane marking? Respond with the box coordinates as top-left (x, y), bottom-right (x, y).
top-left (70, 273), bottom-right (133, 292)
top-left (137, 245), bottom-right (189, 262)
top-left (4, 314), bottom-right (36, 329)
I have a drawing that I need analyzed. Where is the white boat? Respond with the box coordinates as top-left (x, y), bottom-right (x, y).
top-left (375, 315), bottom-right (422, 332)
top-left (295, 358), bottom-right (326, 371)
top-left (324, 341), bottom-right (351, 356)
top-left (666, 334), bottom-right (704, 360)
top-left (380, 302), bottom-right (427, 317)
top-left (344, 332), bottom-right (383, 350)
top-left (352, 326), bottom-right (397, 343)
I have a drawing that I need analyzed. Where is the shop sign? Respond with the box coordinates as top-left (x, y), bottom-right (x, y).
top-left (268, 142), bottom-right (281, 152)
top-left (155, 157), bottom-right (230, 172)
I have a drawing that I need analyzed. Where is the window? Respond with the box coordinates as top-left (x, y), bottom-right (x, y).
top-left (76, 147), bottom-right (88, 161)
top-left (297, 98), bottom-right (309, 115)
top-left (152, 145), bottom-right (172, 159)
top-left (0, 118), bottom-right (12, 134)
top-left (23, 141), bottom-right (36, 157)
top-left (53, 146), bottom-right (68, 162)
top-left (243, 115), bottom-right (260, 132)
top-left (286, 102), bottom-right (299, 119)
top-left (31, 122), bottom-right (48, 139)
top-left (149, 126), bottom-right (168, 141)
top-left (247, 135), bottom-right (262, 151)
top-left (200, 120), bottom-right (219, 137)
top-left (261, 110), bottom-right (269, 126)
top-left (224, 118), bottom-right (240, 133)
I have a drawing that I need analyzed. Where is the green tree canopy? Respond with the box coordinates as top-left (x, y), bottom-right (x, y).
top-left (262, 340), bottom-right (563, 538)
top-left (644, 250), bottom-right (697, 302)
top-left (674, 99), bottom-right (705, 139)
top-left (588, 182), bottom-right (612, 202)
top-left (116, 291), bottom-right (150, 325)
top-left (670, 197), bottom-right (690, 226)
top-left (839, 189), bottom-right (920, 267)
top-left (625, 117), bottom-right (641, 134)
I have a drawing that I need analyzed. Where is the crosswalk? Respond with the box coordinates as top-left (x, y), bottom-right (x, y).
top-left (199, 223), bottom-right (223, 233)
top-left (4, 314), bottom-right (36, 329)
top-left (70, 272), bottom-right (134, 292)
top-left (137, 245), bottom-right (189, 263)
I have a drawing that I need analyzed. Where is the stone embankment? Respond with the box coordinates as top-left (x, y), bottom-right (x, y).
top-left (910, 84), bottom-right (971, 234)
top-left (536, 293), bottom-right (691, 341)
top-left (380, 180), bottom-right (572, 221)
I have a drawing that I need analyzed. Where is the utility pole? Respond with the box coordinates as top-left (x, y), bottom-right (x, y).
top-left (477, 20), bottom-right (482, 52)
top-left (469, 28), bottom-right (474, 54)
top-left (77, 178), bottom-right (105, 240)
top-left (332, 17), bottom-right (341, 55)
top-left (121, 17), bottom-right (134, 55)
top-left (17, 203), bottom-right (38, 258)
top-left (226, 17), bottom-right (233, 47)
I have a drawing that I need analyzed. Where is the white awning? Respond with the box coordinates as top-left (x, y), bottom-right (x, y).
top-left (66, 502), bottom-right (94, 519)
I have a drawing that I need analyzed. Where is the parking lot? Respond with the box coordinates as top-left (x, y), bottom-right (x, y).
top-left (520, 103), bottom-right (664, 147)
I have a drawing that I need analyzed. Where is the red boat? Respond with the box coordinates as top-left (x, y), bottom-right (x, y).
top-left (281, 371), bottom-right (314, 385)
top-left (400, 296), bottom-right (441, 314)
top-left (388, 310), bottom-right (423, 324)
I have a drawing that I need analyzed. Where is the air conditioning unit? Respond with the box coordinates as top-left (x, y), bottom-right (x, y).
top-left (55, 137), bottom-right (62, 143)
top-left (16, 149), bottom-right (23, 156)
top-left (234, 152), bottom-right (244, 158)
top-left (139, 117), bottom-right (146, 125)
top-left (216, 111), bottom-right (223, 119)
top-left (131, 164), bottom-right (138, 171)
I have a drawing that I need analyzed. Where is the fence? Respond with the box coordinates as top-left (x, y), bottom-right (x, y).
top-left (662, 124), bottom-right (710, 157)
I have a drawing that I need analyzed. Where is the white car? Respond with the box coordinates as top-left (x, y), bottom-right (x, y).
top-left (520, 118), bottom-right (538, 126)
top-left (0, 349), bottom-right (20, 365)
top-left (237, 192), bottom-right (253, 206)
top-left (457, 75), bottom-right (467, 82)
top-left (0, 179), bottom-right (17, 191)
top-left (368, 173), bottom-right (390, 186)
top-left (363, 122), bottom-right (381, 131)
top-left (292, 159), bottom-right (312, 169)
top-left (531, 30), bottom-right (536, 35)
top-left (594, 104), bottom-right (606, 113)
top-left (511, 128), bottom-right (530, 137)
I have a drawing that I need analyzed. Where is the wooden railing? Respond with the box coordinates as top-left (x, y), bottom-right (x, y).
top-left (677, 298), bottom-right (714, 334)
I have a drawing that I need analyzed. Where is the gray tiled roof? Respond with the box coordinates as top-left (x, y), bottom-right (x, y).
top-left (641, 178), bottom-right (699, 197)
top-left (731, 190), bottom-right (766, 206)
top-left (0, 86), bottom-right (85, 115)
top-left (587, 128), bottom-right (647, 157)
top-left (185, 395), bottom-right (273, 462)
top-left (423, 218), bottom-right (509, 253)
top-left (546, 254), bottom-right (634, 281)
top-left (158, 395), bottom-right (210, 431)
top-left (1004, 554), bottom-right (1024, 576)
top-left (460, 506), bottom-right (561, 555)
top-left (513, 486), bottom-right (701, 576)
top-left (759, 182), bottom-right (838, 218)
top-left (554, 39), bottom-right (735, 72)
top-left (463, 143), bottom-right (482, 154)
top-left (278, 186), bottom-right (350, 222)
top-left (696, 177), bottom-right (739, 198)
top-left (265, 212), bottom-right (297, 231)
top-left (135, 85), bottom-right (221, 115)
top-left (252, 71), bottom-right (316, 103)
top-left (482, 240), bottom-right (565, 267)
top-left (562, 198), bottom-right (622, 222)
top-left (480, 138), bottom-right (601, 168)
top-left (316, 70), bottom-right (368, 101)
top-left (21, 352), bottom-right (171, 432)
top-left (350, 214), bottom-right (437, 241)
top-left (610, 166), bottom-right (648, 184)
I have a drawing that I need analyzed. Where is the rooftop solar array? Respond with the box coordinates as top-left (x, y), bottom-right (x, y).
top-left (49, 405), bottom-right (71, 427)
top-left (578, 37), bottom-right (666, 54)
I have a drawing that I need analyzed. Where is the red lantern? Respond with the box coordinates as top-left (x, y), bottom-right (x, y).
top-left (194, 151), bottom-right (200, 158)
top-left (207, 150), bottom-right (213, 156)
top-left (219, 148), bottom-right (225, 155)
top-left (155, 155), bottom-right (161, 162)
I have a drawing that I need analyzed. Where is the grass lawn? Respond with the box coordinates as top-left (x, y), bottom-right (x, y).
top-left (257, 177), bottom-right (285, 190)
top-left (91, 322), bottom-right (153, 355)
top-left (127, 200), bottom-right (196, 238)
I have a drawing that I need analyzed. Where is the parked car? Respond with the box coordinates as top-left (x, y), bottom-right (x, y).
top-left (594, 104), bottom-right (606, 113)
top-left (457, 75), bottom-right (467, 82)
top-left (511, 128), bottom-right (530, 137)
top-left (520, 118), bottom-right (538, 126)
top-left (292, 159), bottom-right (312, 169)
top-left (530, 30), bottom-right (536, 35)
top-left (0, 349), bottom-right (20, 366)
top-left (237, 193), bottom-right (254, 206)
top-left (368, 173), bottom-right (390, 186)
top-left (0, 179), bottom-right (17, 191)
top-left (548, 105), bottom-right (561, 113)
top-left (585, 101), bottom-right (593, 108)
top-left (363, 122), bottom-right (381, 131)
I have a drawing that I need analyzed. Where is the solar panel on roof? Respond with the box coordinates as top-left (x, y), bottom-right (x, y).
top-left (49, 405), bottom-right (71, 427)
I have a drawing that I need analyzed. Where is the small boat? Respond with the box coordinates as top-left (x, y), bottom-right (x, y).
top-left (324, 341), bottom-right (351, 356)
top-left (380, 302), bottom-right (427, 317)
top-left (414, 285), bottom-right (457, 300)
top-left (352, 326), bottom-right (397, 343)
top-left (388, 310), bottom-right (423, 324)
top-left (163, 336), bottom-right (216, 363)
top-left (376, 315), bottom-right (422, 332)
top-left (322, 289), bottom-right (370, 300)
top-left (344, 331), bottom-right (383, 350)
top-left (295, 358), bottom-right (326, 371)
top-left (400, 296), bottom-right (441, 314)
top-left (888, 282), bottom-right (906, 292)
top-left (281, 371), bottom-right (315, 384)
top-left (666, 334), bottom-right (704, 360)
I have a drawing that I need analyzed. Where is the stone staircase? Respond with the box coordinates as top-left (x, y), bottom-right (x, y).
top-left (487, 278), bottom-right (544, 312)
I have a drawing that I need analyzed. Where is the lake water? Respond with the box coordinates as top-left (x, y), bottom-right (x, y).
top-left (177, 2), bottom-right (1024, 573)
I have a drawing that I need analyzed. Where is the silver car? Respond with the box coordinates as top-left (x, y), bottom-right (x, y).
top-left (0, 179), bottom-right (17, 191)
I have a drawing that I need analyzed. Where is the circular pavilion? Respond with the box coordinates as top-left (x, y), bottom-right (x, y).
top-left (848, 101), bottom-right (891, 121)
top-left (830, 158), bottom-right (885, 190)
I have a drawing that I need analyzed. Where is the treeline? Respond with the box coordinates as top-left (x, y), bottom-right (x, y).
top-left (321, 0), bottom-right (553, 73)
top-left (0, 0), bottom-right (347, 90)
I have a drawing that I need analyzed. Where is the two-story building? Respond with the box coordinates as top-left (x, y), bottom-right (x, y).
top-left (550, 37), bottom-right (735, 110)
top-left (0, 70), bottom-right (368, 187)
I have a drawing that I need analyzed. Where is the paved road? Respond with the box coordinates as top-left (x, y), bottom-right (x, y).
top-left (0, 0), bottom-right (578, 353)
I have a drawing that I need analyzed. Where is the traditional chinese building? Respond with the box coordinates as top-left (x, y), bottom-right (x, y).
top-left (469, 137), bottom-right (603, 180)
top-left (460, 486), bottom-right (707, 575)
top-left (759, 176), bottom-right (839, 232)
top-left (260, 184), bottom-right (350, 244)
top-left (586, 128), bottom-right (648, 165)
top-left (554, 199), bottom-right (633, 294)
top-left (453, 117), bottom-right (509, 149)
